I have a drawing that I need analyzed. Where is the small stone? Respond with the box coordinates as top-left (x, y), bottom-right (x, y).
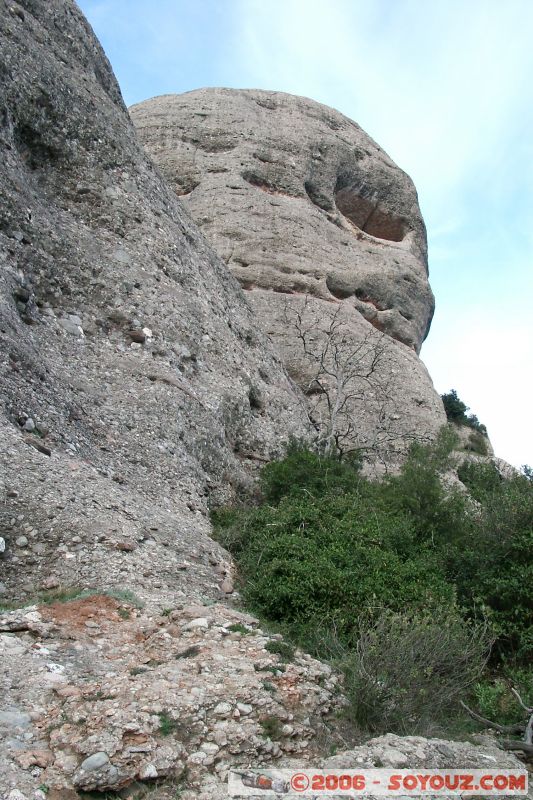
top-left (200, 742), bottom-right (220, 754)
top-left (139, 763), bottom-right (158, 779)
top-left (379, 746), bottom-right (409, 768)
top-left (187, 751), bottom-right (207, 765)
top-left (236, 703), bottom-right (252, 715)
top-left (80, 751), bottom-right (110, 771)
top-left (115, 541), bottom-right (136, 552)
top-left (14, 749), bottom-right (54, 768)
top-left (16, 536), bottom-right (29, 547)
top-left (55, 685), bottom-right (82, 698)
top-left (213, 702), bottom-right (232, 718)
top-left (128, 329), bottom-right (146, 343)
top-left (183, 617), bottom-right (209, 631)
top-left (7, 790), bottom-right (27, 800)
top-left (59, 318), bottom-right (84, 337)
top-left (212, 729), bottom-right (228, 746)
top-left (112, 248), bottom-right (131, 264)
top-left (23, 418), bottom-right (35, 432)
top-left (14, 286), bottom-right (31, 303)
top-left (46, 662), bottom-right (65, 674)
top-left (28, 441), bottom-right (52, 457)
top-left (41, 576), bottom-right (59, 590)
top-left (220, 577), bottom-right (234, 594)
top-left (0, 537), bottom-right (5, 553)
top-left (0, 709), bottom-right (32, 728)
top-left (104, 186), bottom-right (120, 200)
top-left (282, 724), bottom-right (294, 736)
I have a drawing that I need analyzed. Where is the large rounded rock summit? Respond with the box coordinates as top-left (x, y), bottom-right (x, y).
top-left (131, 89), bottom-right (445, 461)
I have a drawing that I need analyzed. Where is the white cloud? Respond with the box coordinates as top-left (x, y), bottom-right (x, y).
top-left (235, 0), bottom-right (533, 205)
top-left (423, 313), bottom-right (533, 467)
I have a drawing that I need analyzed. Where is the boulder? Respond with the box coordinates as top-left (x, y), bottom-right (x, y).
top-left (131, 89), bottom-right (446, 464)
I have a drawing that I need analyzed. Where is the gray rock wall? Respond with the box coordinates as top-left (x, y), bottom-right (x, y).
top-left (0, 1), bottom-right (308, 607)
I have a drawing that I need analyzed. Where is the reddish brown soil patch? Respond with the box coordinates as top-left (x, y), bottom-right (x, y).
top-left (39, 594), bottom-right (124, 630)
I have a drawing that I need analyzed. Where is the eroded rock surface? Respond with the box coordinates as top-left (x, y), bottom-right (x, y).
top-left (0, 598), bottom-right (342, 796)
top-left (131, 89), bottom-right (446, 462)
top-left (0, 4), bottom-right (310, 794)
top-left (2, 598), bottom-right (528, 800)
top-left (131, 89), bottom-right (432, 351)
top-left (0, 0), bottom-right (308, 611)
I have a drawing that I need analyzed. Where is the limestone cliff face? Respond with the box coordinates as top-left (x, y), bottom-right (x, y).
top-left (131, 89), bottom-right (446, 462)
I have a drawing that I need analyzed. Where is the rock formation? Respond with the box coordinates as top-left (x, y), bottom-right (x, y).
top-left (0, 0), bottom-right (309, 609)
top-left (0, 4), bottom-right (308, 793)
top-left (0, 2), bottom-right (520, 798)
top-left (131, 89), bottom-right (446, 463)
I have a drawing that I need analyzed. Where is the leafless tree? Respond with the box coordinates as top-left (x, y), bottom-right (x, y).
top-left (283, 296), bottom-right (426, 463)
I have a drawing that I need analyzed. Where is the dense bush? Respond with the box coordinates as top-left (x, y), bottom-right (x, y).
top-left (465, 431), bottom-right (489, 455)
top-left (382, 426), bottom-right (467, 543)
top-left (452, 463), bottom-right (533, 663)
top-left (342, 610), bottom-right (491, 735)
top-left (259, 441), bottom-right (362, 504)
top-left (441, 389), bottom-right (487, 434)
top-left (212, 429), bottom-right (532, 735)
top-left (214, 489), bottom-right (454, 643)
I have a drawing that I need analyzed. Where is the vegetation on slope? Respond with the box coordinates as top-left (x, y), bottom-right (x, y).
top-left (212, 428), bottom-right (533, 737)
top-left (441, 389), bottom-right (488, 434)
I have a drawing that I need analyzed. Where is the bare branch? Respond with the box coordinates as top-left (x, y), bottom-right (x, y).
top-left (283, 295), bottom-right (430, 461)
top-left (526, 713), bottom-right (533, 746)
top-left (511, 688), bottom-right (533, 714)
top-left (459, 702), bottom-right (524, 735)
top-left (500, 740), bottom-right (533, 756)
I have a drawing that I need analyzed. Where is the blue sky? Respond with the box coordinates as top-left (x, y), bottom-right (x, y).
top-left (78, 0), bottom-right (533, 467)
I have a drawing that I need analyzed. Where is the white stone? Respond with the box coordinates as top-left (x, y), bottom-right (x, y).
top-left (80, 751), bottom-right (110, 771)
top-left (139, 763), bottom-right (158, 779)
top-left (200, 742), bottom-right (220, 754)
top-left (183, 617), bottom-right (209, 631)
top-left (213, 702), bottom-right (232, 718)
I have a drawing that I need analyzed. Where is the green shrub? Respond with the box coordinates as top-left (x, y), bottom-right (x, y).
top-left (260, 441), bottom-right (362, 504)
top-left (212, 434), bottom-right (531, 736)
top-left (453, 462), bottom-right (533, 663)
top-left (341, 610), bottom-right (492, 735)
top-left (265, 639), bottom-right (295, 662)
top-left (216, 490), bottom-right (455, 644)
top-left (259, 715), bottom-right (283, 739)
top-left (382, 427), bottom-right (469, 544)
top-left (473, 666), bottom-right (533, 726)
top-left (457, 461), bottom-right (503, 499)
top-left (227, 622), bottom-right (251, 635)
top-left (441, 390), bottom-right (487, 434)
top-left (158, 711), bottom-right (177, 736)
top-left (465, 431), bottom-right (489, 455)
